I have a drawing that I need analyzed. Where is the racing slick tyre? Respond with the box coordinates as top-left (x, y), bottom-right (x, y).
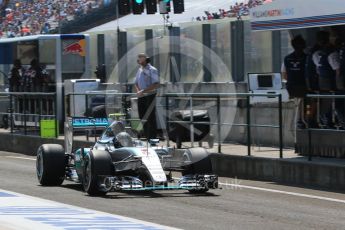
top-left (36, 144), bottom-right (66, 186)
top-left (187, 188), bottom-right (209, 194)
top-left (182, 148), bottom-right (213, 175)
top-left (138, 166), bottom-right (153, 188)
top-left (182, 148), bottom-right (213, 193)
top-left (83, 150), bottom-right (113, 196)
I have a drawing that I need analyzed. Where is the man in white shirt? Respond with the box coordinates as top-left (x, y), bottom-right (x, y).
top-left (134, 53), bottom-right (160, 139)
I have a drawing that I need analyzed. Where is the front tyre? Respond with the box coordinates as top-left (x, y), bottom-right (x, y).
top-left (36, 144), bottom-right (65, 186)
top-left (182, 148), bottom-right (213, 194)
top-left (182, 148), bottom-right (213, 175)
top-left (137, 166), bottom-right (153, 188)
top-left (188, 188), bottom-right (209, 193)
top-left (82, 150), bottom-right (113, 196)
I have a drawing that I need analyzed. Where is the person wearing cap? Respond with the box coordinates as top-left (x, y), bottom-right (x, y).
top-left (135, 53), bottom-right (160, 139)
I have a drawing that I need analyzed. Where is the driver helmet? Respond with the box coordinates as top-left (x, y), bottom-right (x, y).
top-left (111, 121), bottom-right (125, 135)
top-left (114, 132), bottom-right (133, 148)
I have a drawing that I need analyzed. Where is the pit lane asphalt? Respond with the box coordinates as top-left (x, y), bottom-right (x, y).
top-left (1, 151), bottom-right (345, 230)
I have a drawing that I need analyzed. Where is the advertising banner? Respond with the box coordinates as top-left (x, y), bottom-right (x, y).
top-left (250, 0), bottom-right (345, 31)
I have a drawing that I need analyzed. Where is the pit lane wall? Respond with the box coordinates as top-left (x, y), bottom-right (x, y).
top-left (0, 133), bottom-right (91, 156)
top-left (211, 154), bottom-right (345, 191)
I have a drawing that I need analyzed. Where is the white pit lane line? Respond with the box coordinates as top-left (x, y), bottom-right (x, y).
top-left (171, 177), bottom-right (345, 204)
top-left (0, 189), bottom-right (180, 230)
top-left (218, 182), bottom-right (345, 204)
top-left (2, 156), bottom-right (36, 161)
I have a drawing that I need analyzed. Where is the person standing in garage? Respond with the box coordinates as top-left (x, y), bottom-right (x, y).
top-left (282, 35), bottom-right (307, 98)
top-left (333, 34), bottom-right (345, 128)
top-left (313, 31), bottom-right (341, 128)
top-left (338, 38), bottom-right (345, 88)
top-left (9, 59), bottom-right (24, 92)
top-left (313, 31), bottom-right (340, 91)
top-left (281, 35), bottom-right (307, 129)
top-left (135, 53), bottom-right (160, 139)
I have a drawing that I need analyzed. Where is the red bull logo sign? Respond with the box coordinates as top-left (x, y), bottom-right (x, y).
top-left (63, 39), bottom-right (86, 57)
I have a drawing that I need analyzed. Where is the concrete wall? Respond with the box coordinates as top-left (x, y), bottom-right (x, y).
top-left (297, 129), bottom-right (345, 158)
top-left (0, 133), bottom-right (91, 156)
top-left (212, 153), bottom-right (345, 191)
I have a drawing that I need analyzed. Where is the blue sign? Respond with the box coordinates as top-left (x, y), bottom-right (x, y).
top-left (72, 117), bottom-right (109, 127)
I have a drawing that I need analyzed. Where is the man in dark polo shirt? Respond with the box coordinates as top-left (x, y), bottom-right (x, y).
top-left (282, 35), bottom-right (307, 128)
top-left (282, 35), bottom-right (307, 98)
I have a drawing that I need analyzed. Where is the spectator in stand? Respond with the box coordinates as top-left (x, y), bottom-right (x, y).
top-left (0, 0), bottom-right (103, 38)
top-left (197, 0), bottom-right (270, 22)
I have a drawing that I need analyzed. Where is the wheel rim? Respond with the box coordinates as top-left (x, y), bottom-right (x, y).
top-left (36, 151), bottom-right (43, 180)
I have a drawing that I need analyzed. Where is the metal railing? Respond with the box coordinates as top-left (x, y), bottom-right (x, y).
top-left (0, 90), bottom-right (285, 157)
top-left (0, 92), bottom-right (57, 136)
top-left (67, 92), bottom-right (284, 158)
top-left (162, 93), bottom-right (284, 158)
top-left (65, 92), bottom-right (135, 117)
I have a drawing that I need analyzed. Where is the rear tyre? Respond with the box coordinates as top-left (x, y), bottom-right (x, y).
top-left (36, 144), bottom-right (65, 186)
top-left (83, 150), bottom-right (113, 196)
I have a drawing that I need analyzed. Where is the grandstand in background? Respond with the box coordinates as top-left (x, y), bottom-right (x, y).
top-left (0, 0), bottom-right (273, 37)
top-left (0, 0), bottom-right (109, 37)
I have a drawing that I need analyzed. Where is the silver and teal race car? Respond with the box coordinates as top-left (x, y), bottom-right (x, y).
top-left (36, 118), bottom-right (218, 196)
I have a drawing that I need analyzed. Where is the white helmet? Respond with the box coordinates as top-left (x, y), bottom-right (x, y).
top-left (114, 132), bottom-right (133, 148)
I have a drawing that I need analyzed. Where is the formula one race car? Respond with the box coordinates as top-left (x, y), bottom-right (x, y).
top-left (36, 117), bottom-right (218, 196)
